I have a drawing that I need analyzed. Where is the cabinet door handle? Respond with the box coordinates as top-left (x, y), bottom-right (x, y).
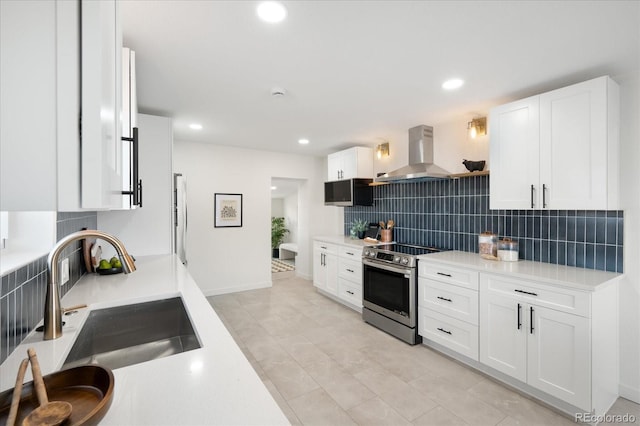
top-left (514, 289), bottom-right (538, 296)
top-left (542, 184), bottom-right (547, 208)
top-left (346, 290), bottom-right (354, 295)
top-left (437, 296), bottom-right (452, 303)
top-left (530, 306), bottom-right (534, 334)
top-left (137, 179), bottom-right (143, 208)
top-left (437, 327), bottom-right (452, 335)
top-left (321, 253), bottom-right (325, 266)
top-left (517, 303), bottom-right (522, 330)
top-left (436, 272), bottom-right (452, 278)
top-left (530, 184), bottom-right (535, 209)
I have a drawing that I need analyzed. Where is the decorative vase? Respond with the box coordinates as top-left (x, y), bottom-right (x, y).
top-left (357, 231), bottom-right (365, 239)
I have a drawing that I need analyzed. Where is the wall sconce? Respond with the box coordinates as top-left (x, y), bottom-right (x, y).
top-left (376, 142), bottom-right (390, 159)
top-left (467, 117), bottom-right (487, 139)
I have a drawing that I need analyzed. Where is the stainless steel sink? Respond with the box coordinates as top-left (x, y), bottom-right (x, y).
top-left (62, 297), bottom-right (201, 370)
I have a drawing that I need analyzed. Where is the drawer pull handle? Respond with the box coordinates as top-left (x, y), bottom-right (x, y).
top-left (437, 296), bottom-right (453, 303)
top-left (514, 289), bottom-right (538, 296)
top-left (346, 252), bottom-right (354, 256)
top-left (346, 290), bottom-right (354, 295)
top-left (436, 272), bottom-right (452, 278)
top-left (530, 306), bottom-right (535, 334)
top-left (517, 303), bottom-right (522, 330)
top-left (437, 327), bottom-right (452, 335)
top-left (346, 269), bottom-right (354, 273)
top-left (321, 246), bottom-right (327, 250)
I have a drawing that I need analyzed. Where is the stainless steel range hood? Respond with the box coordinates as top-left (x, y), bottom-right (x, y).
top-left (375, 125), bottom-right (451, 182)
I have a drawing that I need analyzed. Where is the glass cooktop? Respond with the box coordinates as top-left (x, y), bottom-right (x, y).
top-left (374, 243), bottom-right (442, 257)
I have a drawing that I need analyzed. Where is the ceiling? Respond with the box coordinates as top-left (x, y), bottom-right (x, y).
top-left (271, 178), bottom-right (300, 199)
top-left (121, 1), bottom-right (639, 157)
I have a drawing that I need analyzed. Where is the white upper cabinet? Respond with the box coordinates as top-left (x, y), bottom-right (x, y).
top-left (0, 0), bottom-right (84, 211)
top-left (1, 0), bottom-right (58, 211)
top-left (81, 0), bottom-right (124, 210)
top-left (490, 76), bottom-right (619, 210)
top-left (327, 147), bottom-right (373, 181)
top-left (489, 96), bottom-right (540, 210)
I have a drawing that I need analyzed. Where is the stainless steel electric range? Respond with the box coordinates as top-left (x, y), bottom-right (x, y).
top-left (362, 243), bottom-right (444, 345)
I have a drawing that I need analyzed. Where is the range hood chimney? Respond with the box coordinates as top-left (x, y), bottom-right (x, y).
top-left (375, 125), bottom-right (451, 182)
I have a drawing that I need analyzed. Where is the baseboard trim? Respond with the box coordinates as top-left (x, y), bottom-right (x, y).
top-left (202, 281), bottom-right (272, 297)
top-left (619, 383), bottom-right (640, 404)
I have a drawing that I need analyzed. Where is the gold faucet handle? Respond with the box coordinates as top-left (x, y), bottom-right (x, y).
top-left (62, 304), bottom-right (88, 314)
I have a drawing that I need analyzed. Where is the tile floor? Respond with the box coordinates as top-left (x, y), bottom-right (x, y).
top-left (208, 272), bottom-right (640, 426)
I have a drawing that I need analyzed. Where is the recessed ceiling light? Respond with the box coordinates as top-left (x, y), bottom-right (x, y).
top-left (298, 138), bottom-right (310, 145)
top-left (257, 2), bottom-right (287, 23)
top-left (189, 123), bottom-right (203, 130)
top-left (442, 78), bottom-right (464, 90)
top-left (271, 186), bottom-right (277, 190)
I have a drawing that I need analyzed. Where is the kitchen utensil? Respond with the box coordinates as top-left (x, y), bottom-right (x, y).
top-left (23, 348), bottom-right (72, 426)
top-left (6, 359), bottom-right (29, 426)
top-left (387, 219), bottom-right (394, 229)
top-left (379, 221), bottom-right (386, 229)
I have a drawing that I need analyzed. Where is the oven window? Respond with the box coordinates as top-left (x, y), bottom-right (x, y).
top-left (363, 265), bottom-right (410, 316)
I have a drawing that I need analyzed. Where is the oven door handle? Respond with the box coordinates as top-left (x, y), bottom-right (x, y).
top-left (362, 258), bottom-right (412, 275)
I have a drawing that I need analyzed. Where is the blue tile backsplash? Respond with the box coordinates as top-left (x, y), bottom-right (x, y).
top-left (345, 175), bottom-right (623, 273)
top-left (0, 212), bottom-right (97, 364)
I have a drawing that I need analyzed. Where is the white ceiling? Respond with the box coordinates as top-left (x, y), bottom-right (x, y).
top-left (121, 0), bottom-right (639, 157)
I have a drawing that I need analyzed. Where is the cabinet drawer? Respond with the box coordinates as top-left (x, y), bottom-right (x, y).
top-left (418, 261), bottom-right (479, 291)
top-left (418, 279), bottom-right (479, 325)
top-left (418, 307), bottom-right (479, 361)
top-left (338, 258), bottom-right (362, 283)
top-left (314, 241), bottom-right (338, 254)
top-left (338, 279), bottom-right (362, 308)
top-left (339, 245), bottom-right (361, 260)
top-left (480, 273), bottom-right (590, 317)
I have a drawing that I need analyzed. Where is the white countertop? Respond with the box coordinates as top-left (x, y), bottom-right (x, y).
top-left (0, 255), bottom-right (289, 425)
top-left (417, 250), bottom-right (623, 292)
top-left (314, 235), bottom-right (384, 248)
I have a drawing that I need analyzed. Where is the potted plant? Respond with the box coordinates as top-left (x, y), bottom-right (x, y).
top-left (271, 217), bottom-right (289, 258)
top-left (350, 218), bottom-right (369, 239)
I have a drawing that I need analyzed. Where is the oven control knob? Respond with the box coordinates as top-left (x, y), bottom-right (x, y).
top-left (401, 257), bottom-right (410, 265)
top-left (363, 250), bottom-right (370, 257)
top-left (394, 255), bottom-right (401, 263)
top-left (369, 251), bottom-right (376, 257)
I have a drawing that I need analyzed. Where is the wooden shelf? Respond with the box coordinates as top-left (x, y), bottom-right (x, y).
top-left (449, 170), bottom-right (490, 179)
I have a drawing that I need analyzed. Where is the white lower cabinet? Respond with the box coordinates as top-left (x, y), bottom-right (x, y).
top-left (480, 273), bottom-right (603, 413)
top-left (418, 261), bottom-right (479, 360)
top-left (313, 239), bottom-right (363, 311)
top-left (417, 253), bottom-right (619, 417)
top-left (313, 242), bottom-right (337, 295)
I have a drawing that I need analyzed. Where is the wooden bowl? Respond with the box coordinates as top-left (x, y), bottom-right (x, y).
top-left (0, 365), bottom-right (114, 426)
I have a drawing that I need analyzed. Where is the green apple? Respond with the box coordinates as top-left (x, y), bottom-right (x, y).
top-left (98, 259), bottom-right (111, 270)
top-left (112, 259), bottom-right (122, 269)
top-left (109, 256), bottom-right (119, 267)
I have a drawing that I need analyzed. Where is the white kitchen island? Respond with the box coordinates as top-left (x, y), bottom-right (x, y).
top-left (0, 255), bottom-right (289, 425)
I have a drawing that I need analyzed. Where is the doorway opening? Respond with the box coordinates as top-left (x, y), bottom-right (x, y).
top-left (271, 178), bottom-right (301, 275)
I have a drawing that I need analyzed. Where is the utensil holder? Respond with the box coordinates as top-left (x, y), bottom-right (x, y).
top-left (380, 229), bottom-right (393, 242)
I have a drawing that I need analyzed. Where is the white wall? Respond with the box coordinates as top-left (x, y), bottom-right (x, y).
top-left (616, 71), bottom-right (640, 402)
top-left (283, 191), bottom-right (298, 245)
top-left (174, 141), bottom-right (339, 295)
top-left (98, 114), bottom-right (174, 259)
top-left (270, 198), bottom-right (284, 218)
top-left (372, 116), bottom-right (490, 177)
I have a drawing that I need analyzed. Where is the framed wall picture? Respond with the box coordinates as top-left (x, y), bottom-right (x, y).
top-left (214, 193), bottom-right (243, 227)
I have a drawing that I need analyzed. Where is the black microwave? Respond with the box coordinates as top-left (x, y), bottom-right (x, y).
top-left (324, 178), bottom-right (373, 206)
